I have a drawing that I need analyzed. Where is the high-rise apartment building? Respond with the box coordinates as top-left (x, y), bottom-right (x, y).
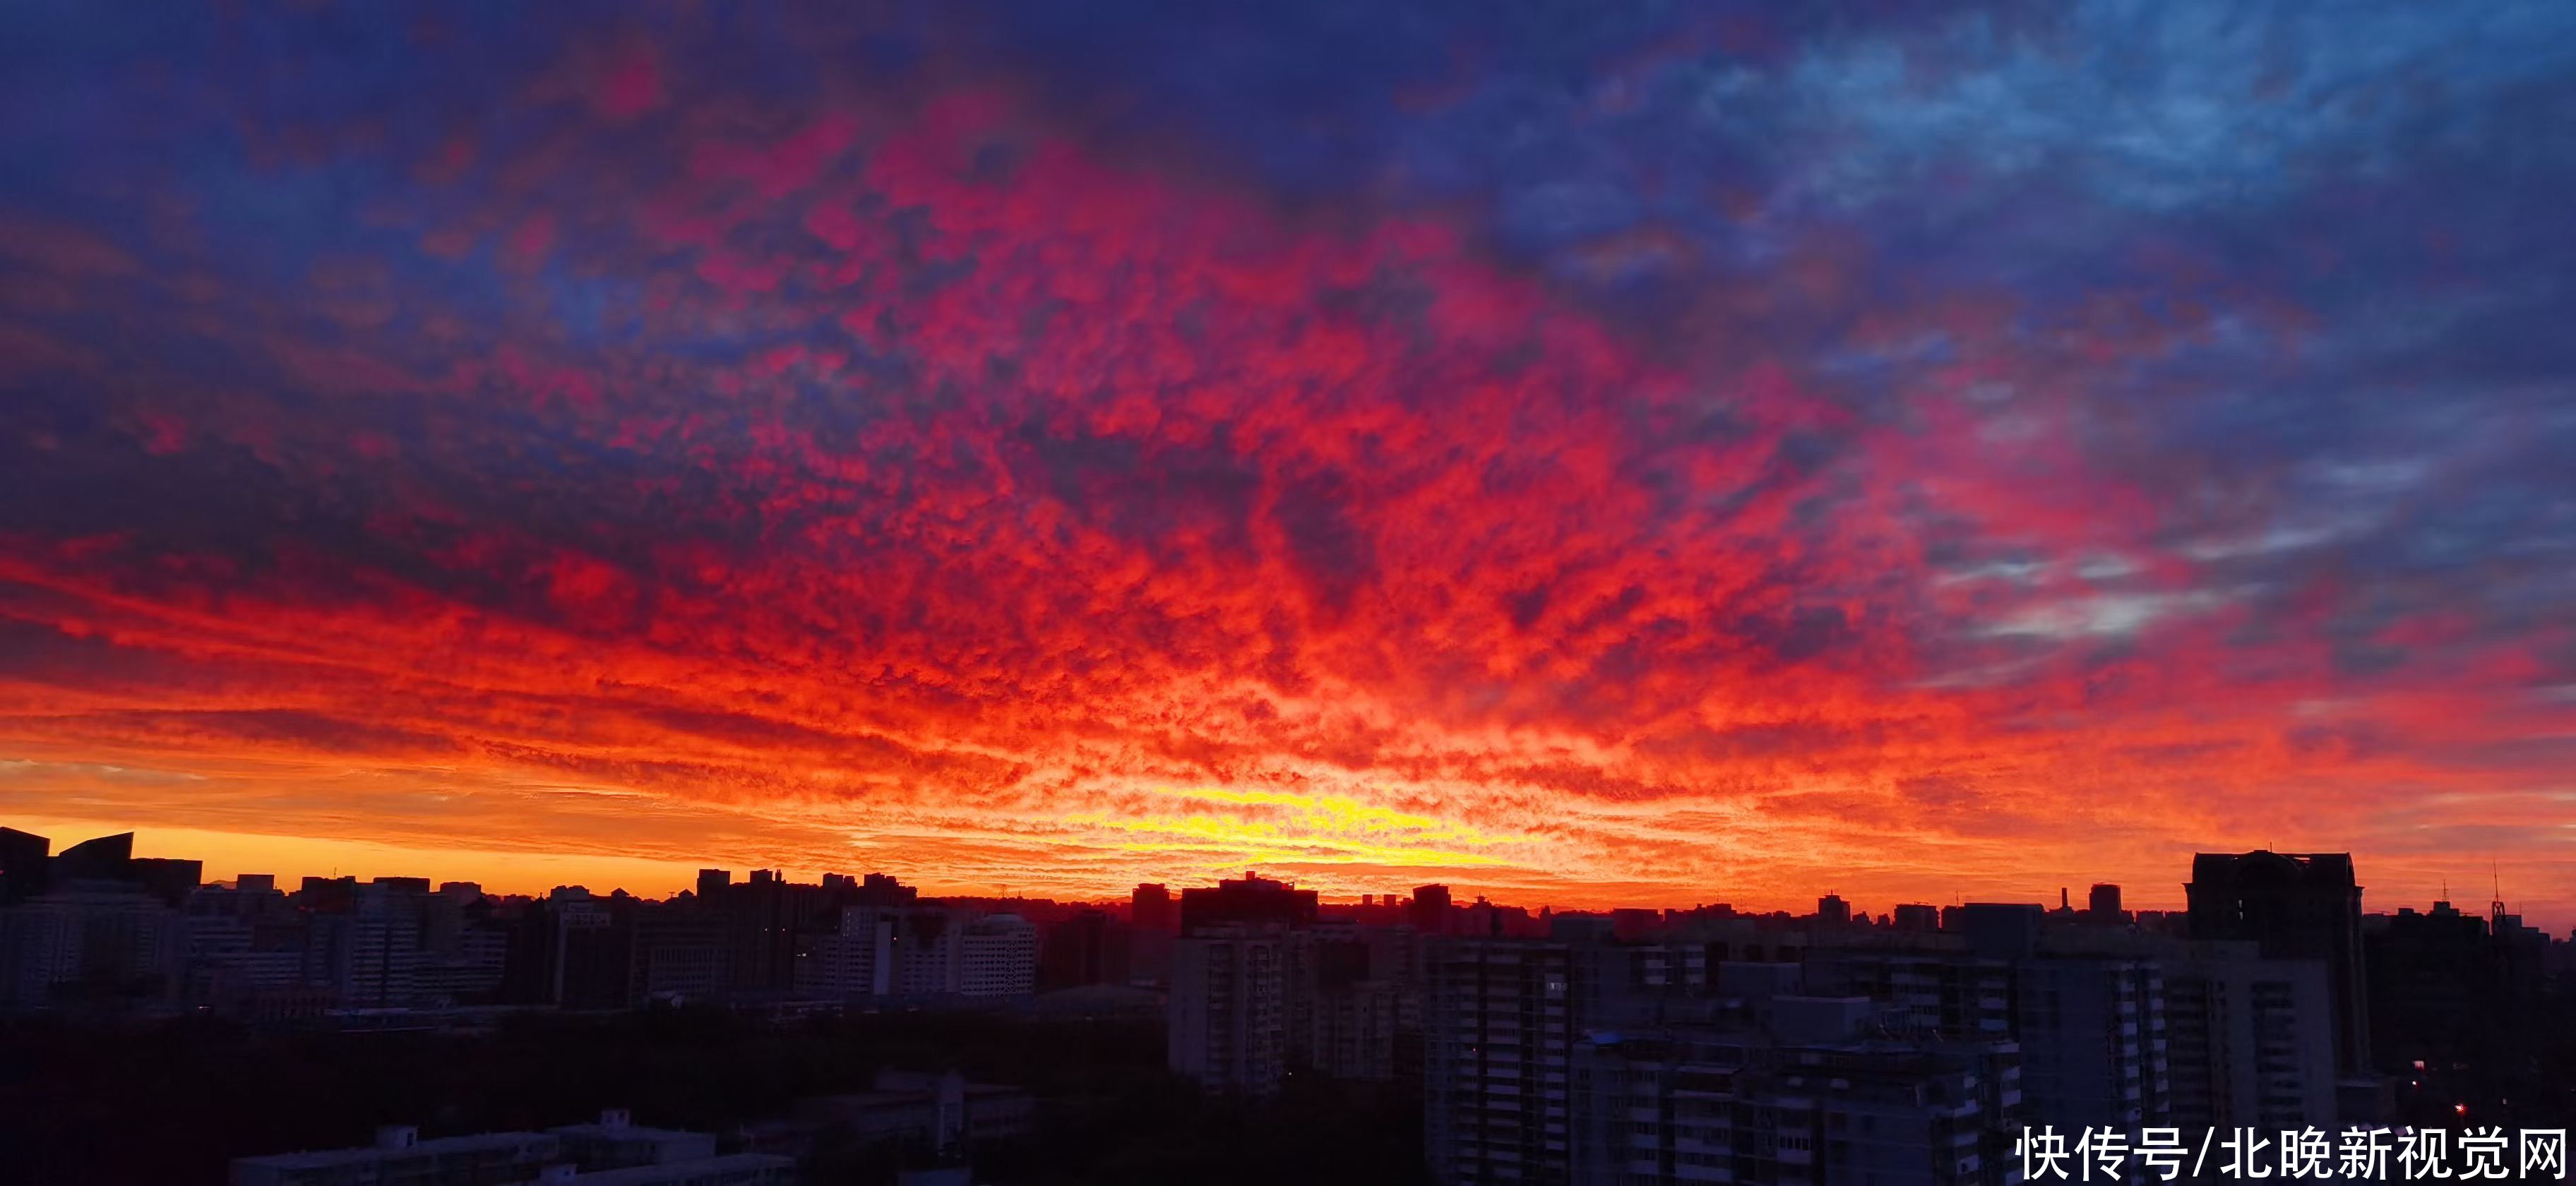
top-left (2012, 957), bottom-right (2170, 1131)
top-left (1424, 938), bottom-right (1576, 1185)
top-left (1168, 926), bottom-right (1288, 1096)
top-left (2186, 851), bottom-right (2370, 1074)
top-left (797, 907), bottom-right (895, 1000)
top-left (2164, 944), bottom-right (2337, 1128)
top-left (959, 913), bottom-right (1037, 997)
top-left (1801, 950), bottom-right (2014, 1040)
top-left (1573, 1025), bottom-right (2025, 1186)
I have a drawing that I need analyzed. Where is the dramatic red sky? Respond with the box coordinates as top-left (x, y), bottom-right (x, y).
top-left (4, 3), bottom-right (2572, 922)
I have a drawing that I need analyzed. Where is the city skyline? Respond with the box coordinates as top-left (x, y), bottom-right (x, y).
top-left (8, 814), bottom-right (2568, 1178)
top-left (6, 4), bottom-right (2575, 926)
top-left (6, 820), bottom-right (2558, 935)
top-left (8, 807), bottom-right (2564, 927)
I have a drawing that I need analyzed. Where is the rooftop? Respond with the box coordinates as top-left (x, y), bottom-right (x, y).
top-left (547, 1122), bottom-right (712, 1145)
top-left (547, 1153), bottom-right (797, 1184)
top-left (235, 1132), bottom-right (551, 1169)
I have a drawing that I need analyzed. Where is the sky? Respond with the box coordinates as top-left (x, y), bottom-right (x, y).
top-left (3, 1), bottom-right (2572, 923)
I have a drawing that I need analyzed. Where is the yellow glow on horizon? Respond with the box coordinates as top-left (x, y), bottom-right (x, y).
top-left (1053, 784), bottom-right (1532, 870)
top-left (6, 815), bottom-right (704, 897)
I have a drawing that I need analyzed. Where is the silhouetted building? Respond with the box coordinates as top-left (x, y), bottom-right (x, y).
top-left (878, 908), bottom-right (1037, 998)
top-left (1169, 925), bottom-right (1287, 1096)
top-left (797, 906), bottom-right (894, 1000)
top-left (1130, 883), bottom-right (1175, 932)
top-left (1179, 871), bottom-right (1316, 935)
top-left (1287, 923), bottom-right (1419, 1082)
top-left (751, 1070), bottom-right (1034, 1166)
top-left (1127, 884), bottom-right (1177, 984)
top-left (540, 1152), bottom-right (796, 1184)
top-left (1573, 1026), bottom-right (2025, 1186)
top-left (959, 913), bottom-right (1037, 997)
top-left (2186, 851), bottom-right (2370, 1074)
top-left (419, 907), bottom-right (509, 1005)
top-left (131, 857), bottom-right (203, 906)
top-left (853, 873), bottom-right (919, 906)
top-left (299, 875), bottom-right (356, 914)
top-left (1460, 895), bottom-right (1542, 939)
top-left (230, 1125), bottom-right (557, 1186)
top-left (556, 891), bottom-right (635, 1008)
top-left (1424, 938), bottom-right (1575, 1185)
top-left (497, 887), bottom-right (635, 1007)
top-left (2087, 883), bottom-right (2123, 922)
top-left (1817, 894), bottom-right (1852, 926)
top-left (549, 1108), bottom-right (716, 1169)
top-left (52, 832), bottom-right (135, 883)
top-left (0, 829), bottom-right (203, 908)
top-left (1409, 883), bottom-right (1453, 935)
top-left (2013, 956), bottom-right (2170, 1130)
top-left (1952, 902), bottom-right (2042, 960)
top-left (1040, 909), bottom-right (1131, 988)
top-left (307, 879), bottom-right (427, 1007)
top-left (0, 880), bottom-right (182, 1007)
top-left (784, 905), bottom-right (1034, 1001)
top-left (179, 877), bottom-right (302, 1012)
top-left (0, 829), bottom-right (188, 1008)
top-left (631, 908), bottom-right (729, 1004)
top-left (1426, 928), bottom-right (2047, 1185)
top-left (1803, 950), bottom-right (2014, 1039)
top-left (1809, 933), bottom-right (2177, 1132)
top-left (714, 870), bottom-right (835, 995)
top-left (0, 827), bottom-right (49, 904)
top-left (2365, 894), bottom-right (2551, 1107)
top-left (231, 1115), bottom-right (791, 1186)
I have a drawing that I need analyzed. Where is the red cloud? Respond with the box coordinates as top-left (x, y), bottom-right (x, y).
top-left (1, 73), bottom-right (2568, 923)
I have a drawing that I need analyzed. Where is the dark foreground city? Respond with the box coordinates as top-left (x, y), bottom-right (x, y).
top-left (3, 829), bottom-right (2572, 1182)
top-left (7, 1), bottom-right (2576, 1183)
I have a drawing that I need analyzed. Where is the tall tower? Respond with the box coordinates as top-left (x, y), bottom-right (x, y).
top-left (1407, 883), bottom-right (1453, 935)
top-left (1131, 883), bottom-right (1175, 932)
top-left (2186, 851), bottom-right (2370, 1075)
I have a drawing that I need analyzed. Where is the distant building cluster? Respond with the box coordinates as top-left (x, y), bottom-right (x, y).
top-left (1150, 856), bottom-right (2570, 1186)
top-left (0, 827), bottom-right (1044, 1017)
top-left (8, 825), bottom-right (2572, 1185)
top-left (741, 1069), bottom-right (1037, 1165)
top-left (230, 1108), bottom-right (794, 1186)
top-left (222, 1074), bottom-right (1032, 1186)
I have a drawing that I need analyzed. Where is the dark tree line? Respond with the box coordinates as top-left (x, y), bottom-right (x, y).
top-left (0, 1007), bottom-right (1431, 1185)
